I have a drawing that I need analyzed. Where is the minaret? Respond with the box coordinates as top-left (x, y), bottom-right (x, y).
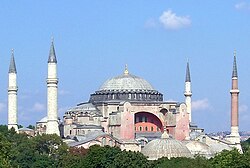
top-left (184, 61), bottom-right (192, 123)
top-left (227, 50), bottom-right (242, 152)
top-left (46, 39), bottom-right (60, 135)
top-left (8, 49), bottom-right (18, 132)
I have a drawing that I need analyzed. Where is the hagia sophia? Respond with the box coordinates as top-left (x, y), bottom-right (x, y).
top-left (7, 40), bottom-right (242, 159)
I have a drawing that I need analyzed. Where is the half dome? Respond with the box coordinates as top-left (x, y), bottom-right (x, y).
top-left (185, 141), bottom-right (213, 158)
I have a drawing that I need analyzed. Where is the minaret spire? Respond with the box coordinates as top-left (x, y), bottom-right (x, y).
top-left (48, 37), bottom-right (57, 63)
top-left (232, 50), bottom-right (237, 78)
top-left (8, 49), bottom-right (18, 132)
top-left (9, 49), bottom-right (17, 73)
top-left (184, 60), bottom-right (192, 123)
top-left (46, 38), bottom-right (60, 135)
top-left (226, 50), bottom-right (242, 153)
top-left (185, 61), bottom-right (191, 82)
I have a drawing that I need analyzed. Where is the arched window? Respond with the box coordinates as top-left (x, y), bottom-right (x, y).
top-left (139, 126), bottom-right (142, 131)
top-left (69, 130), bottom-right (72, 135)
top-left (102, 137), bottom-right (106, 146)
top-left (151, 127), bottom-right (154, 132)
top-left (145, 126), bottom-right (148, 131)
top-left (109, 140), bottom-right (113, 146)
top-left (136, 117), bottom-right (139, 123)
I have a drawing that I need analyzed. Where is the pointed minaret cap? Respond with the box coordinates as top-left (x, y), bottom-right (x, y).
top-left (48, 37), bottom-right (57, 63)
top-left (185, 60), bottom-right (191, 82)
top-left (124, 64), bottom-right (129, 75)
top-left (9, 49), bottom-right (17, 74)
top-left (232, 50), bottom-right (238, 78)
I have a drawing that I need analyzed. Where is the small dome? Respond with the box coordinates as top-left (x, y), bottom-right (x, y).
top-left (141, 138), bottom-right (192, 160)
top-left (185, 141), bottom-right (213, 158)
top-left (99, 73), bottom-right (155, 91)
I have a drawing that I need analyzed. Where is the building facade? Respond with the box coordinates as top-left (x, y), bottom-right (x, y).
top-left (61, 67), bottom-right (190, 144)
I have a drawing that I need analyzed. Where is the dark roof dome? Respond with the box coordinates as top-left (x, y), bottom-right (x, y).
top-left (99, 66), bottom-right (154, 91)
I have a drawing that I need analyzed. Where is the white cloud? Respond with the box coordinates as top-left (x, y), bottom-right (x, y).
top-left (159, 9), bottom-right (191, 30)
top-left (235, 2), bottom-right (250, 10)
top-left (30, 102), bottom-right (46, 112)
top-left (0, 102), bottom-right (6, 113)
top-left (192, 98), bottom-right (209, 111)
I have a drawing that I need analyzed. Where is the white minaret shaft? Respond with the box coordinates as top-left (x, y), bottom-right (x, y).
top-left (46, 40), bottom-right (60, 135)
top-left (8, 49), bottom-right (18, 132)
top-left (184, 61), bottom-right (192, 123)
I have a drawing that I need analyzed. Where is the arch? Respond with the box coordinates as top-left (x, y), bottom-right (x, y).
top-left (134, 112), bottom-right (163, 133)
top-left (160, 108), bottom-right (168, 115)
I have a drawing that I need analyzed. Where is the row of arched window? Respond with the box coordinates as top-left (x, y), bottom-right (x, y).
top-left (135, 126), bottom-right (160, 132)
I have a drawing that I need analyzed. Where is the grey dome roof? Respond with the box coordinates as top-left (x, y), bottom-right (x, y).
top-left (185, 141), bottom-right (214, 158)
top-left (141, 138), bottom-right (192, 160)
top-left (99, 73), bottom-right (155, 91)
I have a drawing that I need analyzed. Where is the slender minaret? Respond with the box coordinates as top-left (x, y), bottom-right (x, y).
top-left (8, 49), bottom-right (18, 132)
top-left (46, 39), bottom-right (60, 135)
top-left (227, 50), bottom-right (242, 152)
top-left (184, 61), bottom-right (192, 123)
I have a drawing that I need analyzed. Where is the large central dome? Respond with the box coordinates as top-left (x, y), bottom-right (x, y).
top-left (99, 73), bottom-right (154, 91)
top-left (89, 66), bottom-right (163, 103)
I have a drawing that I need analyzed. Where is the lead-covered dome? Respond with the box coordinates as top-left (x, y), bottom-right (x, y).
top-left (100, 73), bottom-right (154, 91)
top-left (141, 132), bottom-right (192, 160)
top-left (89, 66), bottom-right (163, 103)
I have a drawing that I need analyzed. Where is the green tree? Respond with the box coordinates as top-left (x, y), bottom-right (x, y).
top-left (0, 125), bottom-right (8, 135)
top-left (82, 145), bottom-right (121, 168)
top-left (111, 150), bottom-right (150, 168)
top-left (154, 156), bottom-right (212, 168)
top-left (27, 125), bottom-right (35, 130)
top-left (242, 138), bottom-right (250, 153)
top-left (210, 149), bottom-right (249, 168)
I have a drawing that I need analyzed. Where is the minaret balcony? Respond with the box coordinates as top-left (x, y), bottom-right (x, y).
top-left (8, 86), bottom-right (18, 91)
top-left (184, 92), bottom-right (192, 96)
top-left (46, 78), bottom-right (58, 84)
top-left (230, 89), bottom-right (239, 94)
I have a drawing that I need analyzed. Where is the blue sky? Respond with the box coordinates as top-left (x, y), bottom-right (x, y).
top-left (0, 1), bottom-right (249, 132)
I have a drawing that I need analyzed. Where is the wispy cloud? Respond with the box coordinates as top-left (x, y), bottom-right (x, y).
top-left (159, 9), bottom-right (191, 30)
top-left (235, 2), bottom-right (250, 10)
top-left (239, 104), bottom-right (248, 113)
top-left (0, 102), bottom-right (6, 113)
top-left (192, 98), bottom-right (210, 111)
top-left (29, 102), bottom-right (46, 112)
top-left (145, 18), bottom-right (158, 28)
top-left (59, 89), bottom-right (71, 96)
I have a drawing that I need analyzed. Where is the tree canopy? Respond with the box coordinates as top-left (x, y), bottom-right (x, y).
top-left (0, 125), bottom-right (249, 168)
